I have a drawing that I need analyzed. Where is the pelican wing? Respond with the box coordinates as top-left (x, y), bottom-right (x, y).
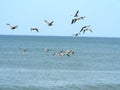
top-left (71, 19), bottom-right (75, 24)
top-left (88, 29), bottom-right (92, 32)
top-left (44, 20), bottom-right (50, 25)
top-left (50, 21), bottom-right (54, 24)
top-left (74, 10), bottom-right (79, 17)
top-left (80, 27), bottom-right (85, 32)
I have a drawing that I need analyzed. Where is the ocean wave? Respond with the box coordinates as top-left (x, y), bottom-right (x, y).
top-left (1, 84), bottom-right (120, 90)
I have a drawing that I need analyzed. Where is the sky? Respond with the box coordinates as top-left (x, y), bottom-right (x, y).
top-left (0, 0), bottom-right (120, 37)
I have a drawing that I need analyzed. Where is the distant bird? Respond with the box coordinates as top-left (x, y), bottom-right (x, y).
top-left (71, 16), bottom-right (85, 24)
top-left (19, 48), bottom-right (28, 52)
top-left (80, 25), bottom-right (91, 32)
top-left (72, 33), bottom-right (80, 36)
top-left (44, 20), bottom-right (54, 26)
top-left (53, 50), bottom-right (75, 57)
top-left (42, 48), bottom-right (52, 52)
top-left (31, 28), bottom-right (39, 32)
top-left (6, 24), bottom-right (18, 30)
top-left (71, 17), bottom-right (81, 24)
top-left (82, 28), bottom-right (92, 34)
top-left (65, 50), bottom-right (75, 56)
top-left (74, 10), bottom-right (79, 17)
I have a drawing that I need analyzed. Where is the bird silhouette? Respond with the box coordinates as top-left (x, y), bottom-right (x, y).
top-left (6, 24), bottom-right (18, 30)
top-left (19, 48), bottom-right (28, 52)
top-left (44, 20), bottom-right (54, 26)
top-left (80, 25), bottom-right (91, 32)
top-left (82, 28), bottom-right (92, 34)
top-left (72, 33), bottom-right (80, 36)
top-left (31, 28), bottom-right (39, 32)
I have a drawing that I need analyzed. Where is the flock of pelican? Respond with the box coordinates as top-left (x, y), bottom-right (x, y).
top-left (6, 10), bottom-right (93, 57)
top-left (71, 10), bottom-right (92, 36)
top-left (6, 20), bottom-right (54, 32)
top-left (6, 10), bottom-right (92, 36)
top-left (19, 47), bottom-right (74, 57)
top-left (42, 48), bottom-right (75, 56)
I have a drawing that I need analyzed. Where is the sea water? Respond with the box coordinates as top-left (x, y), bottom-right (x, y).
top-left (0, 35), bottom-right (120, 90)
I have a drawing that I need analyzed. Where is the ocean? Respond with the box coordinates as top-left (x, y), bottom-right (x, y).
top-left (0, 35), bottom-right (120, 90)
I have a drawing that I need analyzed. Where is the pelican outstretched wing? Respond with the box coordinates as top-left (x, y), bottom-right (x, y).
top-left (44, 20), bottom-right (50, 25)
top-left (74, 10), bottom-right (79, 17)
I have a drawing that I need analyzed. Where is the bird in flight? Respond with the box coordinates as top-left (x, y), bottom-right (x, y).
top-left (6, 24), bottom-right (18, 30)
top-left (71, 10), bottom-right (86, 24)
top-left (31, 27), bottom-right (39, 32)
top-left (82, 29), bottom-right (92, 34)
top-left (44, 20), bottom-right (54, 26)
top-left (80, 25), bottom-right (92, 34)
top-left (72, 32), bottom-right (80, 36)
top-left (80, 25), bottom-right (90, 32)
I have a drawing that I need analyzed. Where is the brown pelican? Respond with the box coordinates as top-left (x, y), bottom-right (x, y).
top-left (44, 20), bottom-right (54, 26)
top-left (82, 28), bottom-right (92, 34)
top-left (31, 28), bottom-right (39, 32)
top-left (74, 10), bottom-right (79, 17)
top-left (80, 25), bottom-right (91, 32)
top-left (6, 24), bottom-right (18, 30)
top-left (71, 17), bottom-right (81, 24)
top-left (72, 33), bottom-right (80, 36)
top-left (53, 50), bottom-right (75, 57)
top-left (42, 48), bottom-right (52, 52)
top-left (65, 50), bottom-right (75, 56)
top-left (19, 48), bottom-right (28, 52)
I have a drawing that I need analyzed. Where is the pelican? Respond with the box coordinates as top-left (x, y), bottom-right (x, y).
top-left (82, 28), bottom-right (92, 34)
top-left (74, 10), bottom-right (79, 17)
top-left (71, 17), bottom-right (81, 24)
top-left (72, 33), bottom-right (80, 36)
top-left (31, 28), bottom-right (39, 32)
top-left (42, 48), bottom-right (52, 52)
top-left (44, 20), bottom-right (54, 26)
top-left (6, 24), bottom-right (18, 30)
top-left (65, 50), bottom-right (75, 56)
top-left (80, 25), bottom-right (91, 32)
top-left (53, 50), bottom-right (75, 57)
top-left (19, 48), bottom-right (28, 52)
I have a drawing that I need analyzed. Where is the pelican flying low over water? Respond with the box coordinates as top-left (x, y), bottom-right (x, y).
top-left (44, 20), bottom-right (54, 26)
top-left (72, 32), bottom-right (80, 36)
top-left (31, 28), bottom-right (39, 32)
top-left (80, 25), bottom-right (92, 34)
top-left (80, 25), bottom-right (90, 32)
top-left (6, 24), bottom-right (18, 30)
top-left (82, 28), bottom-right (92, 34)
